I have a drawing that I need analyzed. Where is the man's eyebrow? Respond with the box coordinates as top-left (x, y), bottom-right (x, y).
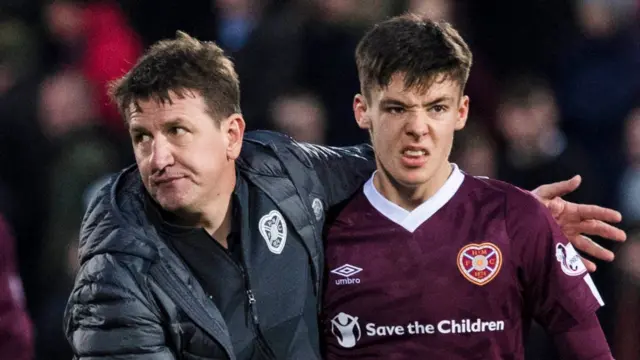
top-left (129, 124), bottom-right (147, 134)
top-left (163, 118), bottom-right (188, 128)
top-left (422, 96), bottom-right (454, 107)
top-left (379, 98), bottom-right (411, 107)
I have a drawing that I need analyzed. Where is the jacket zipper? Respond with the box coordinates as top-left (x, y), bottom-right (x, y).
top-left (210, 238), bottom-right (276, 359)
top-left (237, 260), bottom-right (276, 359)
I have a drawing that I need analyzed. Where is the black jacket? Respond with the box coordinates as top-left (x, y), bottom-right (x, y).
top-left (63, 131), bottom-right (375, 359)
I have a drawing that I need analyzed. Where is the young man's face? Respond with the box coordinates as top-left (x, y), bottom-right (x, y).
top-left (128, 90), bottom-right (244, 214)
top-left (354, 73), bottom-right (469, 192)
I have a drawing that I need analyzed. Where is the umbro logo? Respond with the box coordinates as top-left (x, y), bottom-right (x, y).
top-left (331, 264), bottom-right (362, 285)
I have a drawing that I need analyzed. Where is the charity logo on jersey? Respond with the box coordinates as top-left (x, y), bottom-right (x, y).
top-left (457, 242), bottom-right (502, 286)
top-left (259, 210), bottom-right (287, 254)
top-left (555, 243), bottom-right (587, 276)
top-left (312, 198), bottom-right (324, 221)
top-left (331, 312), bottom-right (362, 348)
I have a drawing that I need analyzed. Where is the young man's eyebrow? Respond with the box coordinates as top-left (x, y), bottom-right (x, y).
top-left (379, 98), bottom-right (411, 107)
top-left (422, 96), bottom-right (454, 107)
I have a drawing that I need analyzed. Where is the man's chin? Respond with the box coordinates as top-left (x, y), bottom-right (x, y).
top-left (393, 169), bottom-right (435, 188)
top-left (155, 196), bottom-right (190, 213)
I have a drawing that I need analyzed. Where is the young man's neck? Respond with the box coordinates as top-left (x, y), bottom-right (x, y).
top-left (373, 162), bottom-right (454, 211)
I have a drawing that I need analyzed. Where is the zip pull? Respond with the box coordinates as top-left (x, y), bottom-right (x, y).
top-left (247, 290), bottom-right (256, 304)
top-left (246, 289), bottom-right (261, 325)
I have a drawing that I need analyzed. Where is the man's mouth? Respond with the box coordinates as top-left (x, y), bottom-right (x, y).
top-left (403, 149), bottom-right (427, 157)
top-left (153, 176), bottom-right (185, 186)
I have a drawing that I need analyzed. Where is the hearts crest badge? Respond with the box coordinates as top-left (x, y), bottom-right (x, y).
top-left (259, 210), bottom-right (287, 254)
top-left (457, 243), bottom-right (502, 286)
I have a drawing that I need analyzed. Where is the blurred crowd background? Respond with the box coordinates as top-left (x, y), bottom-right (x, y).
top-left (0, 0), bottom-right (639, 359)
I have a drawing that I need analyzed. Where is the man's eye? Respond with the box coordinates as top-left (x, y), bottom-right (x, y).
top-left (169, 127), bottom-right (187, 135)
top-left (133, 133), bottom-right (151, 143)
top-left (387, 107), bottom-right (405, 114)
top-left (430, 105), bottom-right (447, 113)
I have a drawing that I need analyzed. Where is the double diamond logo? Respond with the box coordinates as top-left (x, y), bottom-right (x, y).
top-left (331, 264), bottom-right (363, 278)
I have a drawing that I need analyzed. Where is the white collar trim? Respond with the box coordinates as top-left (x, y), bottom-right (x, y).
top-left (363, 164), bottom-right (465, 232)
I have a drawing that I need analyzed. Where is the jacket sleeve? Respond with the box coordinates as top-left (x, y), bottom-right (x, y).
top-left (0, 217), bottom-right (33, 360)
top-left (289, 142), bottom-right (376, 206)
top-left (64, 253), bottom-right (176, 359)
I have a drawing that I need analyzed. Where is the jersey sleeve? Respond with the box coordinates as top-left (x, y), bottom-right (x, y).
top-left (505, 189), bottom-right (612, 359)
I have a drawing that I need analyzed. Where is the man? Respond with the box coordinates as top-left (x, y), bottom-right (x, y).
top-left (321, 15), bottom-right (617, 359)
top-left (64, 32), bottom-right (623, 359)
top-left (0, 214), bottom-right (33, 360)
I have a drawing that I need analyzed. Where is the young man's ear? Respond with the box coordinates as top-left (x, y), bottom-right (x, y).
top-left (353, 94), bottom-right (371, 130)
top-left (455, 95), bottom-right (470, 130)
top-left (225, 114), bottom-right (245, 160)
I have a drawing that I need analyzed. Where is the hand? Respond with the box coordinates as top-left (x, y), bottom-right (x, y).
top-left (532, 175), bottom-right (627, 272)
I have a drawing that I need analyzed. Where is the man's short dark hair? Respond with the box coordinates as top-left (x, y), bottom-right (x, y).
top-left (355, 14), bottom-right (473, 99)
top-left (109, 31), bottom-right (241, 124)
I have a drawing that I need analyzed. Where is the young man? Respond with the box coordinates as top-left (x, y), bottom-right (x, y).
top-left (64, 31), bottom-right (623, 359)
top-left (322, 15), bottom-right (614, 359)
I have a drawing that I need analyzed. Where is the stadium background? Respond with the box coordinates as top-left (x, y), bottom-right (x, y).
top-left (0, 0), bottom-right (639, 358)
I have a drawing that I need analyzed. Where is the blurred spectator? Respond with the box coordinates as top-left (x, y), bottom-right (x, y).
top-left (495, 74), bottom-right (600, 205)
top-left (613, 225), bottom-right (640, 360)
top-left (213, 0), bottom-right (266, 52)
top-left (407, 0), bottom-right (454, 22)
top-left (0, 215), bottom-right (34, 360)
top-left (295, 0), bottom-right (383, 146)
top-left (215, 0), bottom-right (305, 132)
top-left (465, 0), bottom-right (578, 77)
top-left (44, 0), bottom-right (142, 135)
top-left (0, 17), bottom-right (50, 314)
top-left (34, 69), bottom-right (123, 359)
top-left (270, 91), bottom-right (327, 144)
top-left (552, 0), bottom-right (640, 203)
top-left (451, 121), bottom-right (497, 178)
top-left (617, 107), bottom-right (640, 223)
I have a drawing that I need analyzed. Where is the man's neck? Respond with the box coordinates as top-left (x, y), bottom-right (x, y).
top-left (373, 162), bottom-right (453, 212)
top-left (170, 173), bottom-right (237, 248)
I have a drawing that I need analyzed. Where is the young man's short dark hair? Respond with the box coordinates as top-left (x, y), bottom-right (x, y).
top-left (109, 31), bottom-right (241, 124)
top-left (355, 14), bottom-right (473, 98)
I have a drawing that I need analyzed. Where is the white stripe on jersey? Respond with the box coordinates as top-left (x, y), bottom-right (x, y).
top-left (583, 274), bottom-right (605, 306)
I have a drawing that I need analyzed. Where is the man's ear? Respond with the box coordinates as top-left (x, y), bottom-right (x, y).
top-left (455, 95), bottom-right (470, 131)
top-left (353, 94), bottom-right (371, 130)
top-left (225, 114), bottom-right (245, 160)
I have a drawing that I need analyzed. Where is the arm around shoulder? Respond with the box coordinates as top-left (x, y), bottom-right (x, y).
top-left (64, 253), bottom-right (176, 359)
top-left (289, 141), bottom-right (376, 206)
top-left (505, 190), bottom-right (611, 358)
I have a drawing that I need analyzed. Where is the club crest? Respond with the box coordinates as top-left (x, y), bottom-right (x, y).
top-left (312, 198), bottom-right (324, 221)
top-left (259, 210), bottom-right (287, 254)
top-left (457, 243), bottom-right (502, 286)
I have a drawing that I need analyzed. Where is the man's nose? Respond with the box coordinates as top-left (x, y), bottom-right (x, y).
top-left (405, 112), bottom-right (429, 139)
top-left (149, 137), bottom-right (174, 173)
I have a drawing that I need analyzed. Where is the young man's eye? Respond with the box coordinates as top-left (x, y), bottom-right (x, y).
top-left (430, 105), bottom-right (448, 113)
top-left (386, 107), bottom-right (405, 114)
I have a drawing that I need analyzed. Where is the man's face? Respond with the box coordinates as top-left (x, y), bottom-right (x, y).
top-left (354, 73), bottom-right (468, 189)
top-left (129, 91), bottom-right (244, 214)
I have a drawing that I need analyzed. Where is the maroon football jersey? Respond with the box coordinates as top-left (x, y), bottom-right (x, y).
top-left (321, 165), bottom-right (611, 359)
